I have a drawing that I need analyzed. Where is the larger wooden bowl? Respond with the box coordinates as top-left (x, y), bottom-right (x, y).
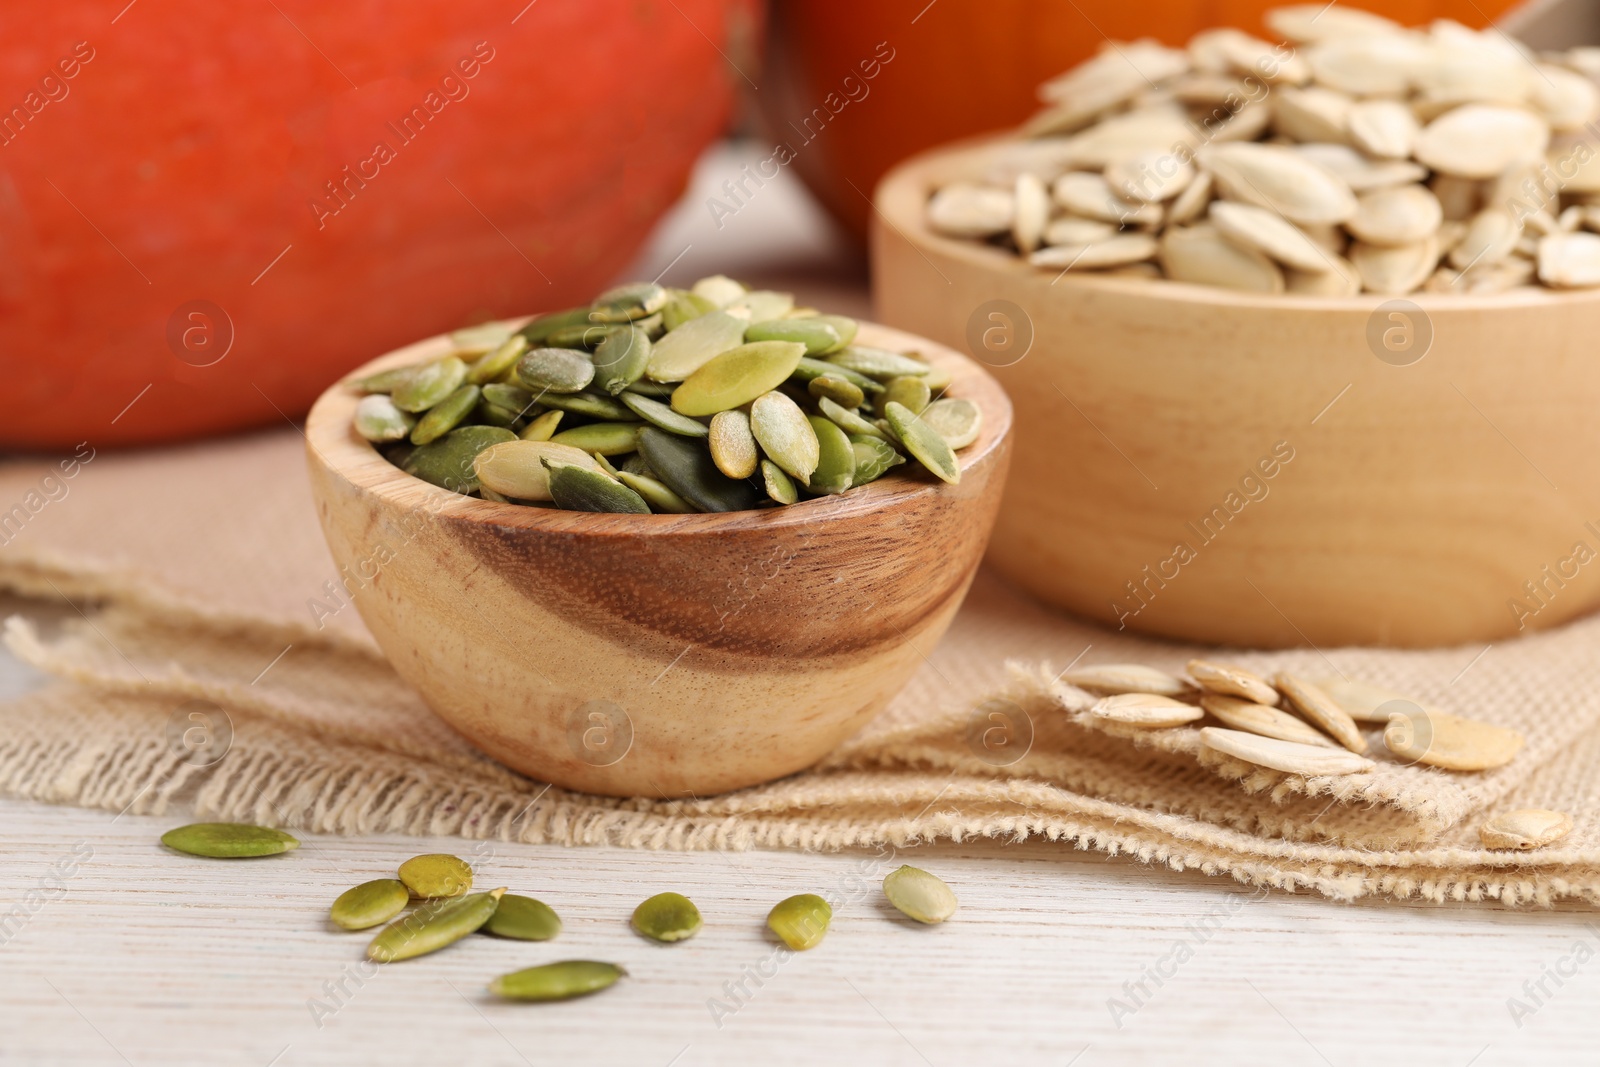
top-left (305, 321), bottom-right (1011, 797)
top-left (874, 137), bottom-right (1600, 649)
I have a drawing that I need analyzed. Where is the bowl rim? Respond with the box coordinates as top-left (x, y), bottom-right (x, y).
top-left (305, 317), bottom-right (1012, 536)
top-left (876, 132), bottom-right (1600, 315)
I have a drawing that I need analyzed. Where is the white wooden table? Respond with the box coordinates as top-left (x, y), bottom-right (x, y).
top-left (4, 146), bottom-right (1598, 1066)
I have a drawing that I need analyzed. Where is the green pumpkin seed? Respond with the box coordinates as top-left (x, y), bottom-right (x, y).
top-left (632, 891), bottom-right (702, 942)
top-left (620, 452), bottom-right (654, 476)
top-left (761, 459), bottom-right (798, 505)
top-left (592, 325), bottom-right (652, 395)
top-left (593, 450), bottom-right (623, 478)
top-left (745, 318), bottom-right (842, 354)
top-left (851, 436), bottom-right (907, 485)
top-left (538, 391), bottom-right (636, 421)
top-left (482, 382), bottom-right (537, 414)
top-left (392, 357), bottom-right (468, 412)
top-left (544, 323), bottom-right (612, 349)
top-left (354, 394), bottom-right (416, 442)
top-left (811, 314), bottom-right (858, 353)
top-left (690, 273), bottom-right (746, 308)
top-left (726, 289), bottom-right (794, 323)
top-left (661, 288), bottom-right (717, 330)
top-left (474, 400), bottom-right (523, 429)
top-left (616, 470), bottom-right (694, 513)
top-left (367, 888), bottom-right (505, 962)
top-left (672, 341), bottom-right (806, 416)
top-left (766, 893), bottom-right (832, 950)
top-left (546, 462), bottom-right (651, 513)
top-left (827, 346), bottom-right (931, 381)
top-left (882, 376), bottom-right (932, 416)
top-left (818, 396), bottom-right (888, 440)
top-left (807, 374), bottom-right (865, 409)
top-left (635, 312), bottom-right (666, 341)
top-left (882, 865), bottom-right (957, 924)
top-left (637, 426), bottom-right (759, 512)
top-left (791, 356), bottom-right (883, 394)
top-left (590, 281), bottom-right (668, 323)
top-left (517, 348), bottom-right (595, 394)
top-left (331, 879), bottom-right (410, 931)
top-left (383, 442), bottom-right (416, 468)
top-left (354, 364), bottom-right (420, 394)
top-left (750, 392), bottom-right (819, 486)
top-left (160, 823), bottom-right (299, 859)
top-left (645, 310), bottom-right (748, 382)
top-left (519, 409), bottom-right (564, 441)
top-left (452, 321), bottom-right (515, 355)
top-left (620, 392), bottom-right (710, 437)
top-left (480, 486), bottom-right (514, 503)
top-left (885, 402), bottom-right (960, 484)
top-left (624, 378), bottom-right (677, 398)
top-left (483, 893), bottom-right (563, 941)
top-left (467, 335), bottom-right (529, 385)
top-left (403, 426), bottom-right (516, 493)
top-left (410, 384), bottom-right (482, 445)
top-left (398, 853), bottom-right (474, 899)
top-left (551, 422), bottom-right (641, 456)
top-left (475, 440), bottom-right (598, 501)
top-left (920, 398), bottom-right (983, 449)
top-left (921, 363), bottom-right (954, 393)
top-left (489, 960), bottom-right (625, 1002)
top-left (708, 409), bottom-right (758, 479)
top-left (517, 306), bottom-right (591, 345)
top-left (806, 415), bottom-right (855, 495)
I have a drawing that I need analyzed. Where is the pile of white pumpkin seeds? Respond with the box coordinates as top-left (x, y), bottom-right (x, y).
top-left (351, 276), bottom-right (982, 513)
top-left (926, 6), bottom-right (1600, 294)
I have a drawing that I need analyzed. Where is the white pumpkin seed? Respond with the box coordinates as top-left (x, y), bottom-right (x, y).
top-left (1384, 707), bottom-right (1524, 770)
top-left (1306, 34), bottom-right (1429, 96)
top-left (1103, 150), bottom-right (1196, 203)
top-left (927, 182), bottom-right (1014, 237)
top-left (1187, 659), bottom-right (1279, 705)
top-left (1537, 231), bottom-right (1600, 287)
top-left (1286, 254), bottom-right (1362, 295)
top-left (1266, 5), bottom-right (1401, 43)
top-left (1089, 692), bottom-right (1203, 727)
top-left (1346, 99), bottom-right (1418, 159)
top-left (1273, 673), bottom-right (1368, 753)
top-left (1051, 172), bottom-right (1163, 225)
top-left (1479, 809), bottom-right (1574, 850)
top-left (1449, 209), bottom-right (1520, 270)
top-left (1209, 200), bottom-right (1334, 272)
top-left (1200, 727), bottom-right (1376, 776)
top-left (1012, 172), bottom-right (1049, 253)
top-left (1030, 234), bottom-right (1160, 271)
top-left (1165, 168), bottom-right (1214, 227)
top-left (1271, 86), bottom-right (1352, 144)
top-left (1200, 693), bottom-right (1335, 747)
top-left (1043, 216), bottom-right (1118, 246)
top-left (1345, 184), bottom-right (1443, 246)
top-left (1061, 663), bottom-right (1189, 696)
top-left (1160, 224), bottom-right (1285, 292)
top-left (1350, 234), bottom-right (1440, 294)
top-left (1414, 105), bottom-right (1551, 179)
top-left (1201, 142), bottom-right (1357, 224)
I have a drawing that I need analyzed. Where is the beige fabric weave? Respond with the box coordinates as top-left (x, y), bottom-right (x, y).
top-left (4, 429), bottom-right (1600, 906)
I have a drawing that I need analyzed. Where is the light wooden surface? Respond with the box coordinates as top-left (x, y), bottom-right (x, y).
top-left (872, 136), bottom-right (1600, 650)
top-left (5, 143), bottom-right (1599, 1067)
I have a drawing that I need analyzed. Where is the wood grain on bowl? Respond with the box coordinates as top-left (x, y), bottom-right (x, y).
top-left (873, 136), bottom-right (1600, 649)
top-left (305, 322), bottom-right (1011, 797)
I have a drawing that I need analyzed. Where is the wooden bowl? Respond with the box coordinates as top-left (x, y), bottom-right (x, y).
top-left (873, 137), bottom-right (1600, 649)
top-left (305, 321), bottom-right (1011, 797)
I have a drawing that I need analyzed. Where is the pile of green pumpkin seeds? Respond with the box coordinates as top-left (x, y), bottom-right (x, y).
top-left (161, 823), bottom-right (958, 1003)
top-left (349, 276), bottom-right (983, 513)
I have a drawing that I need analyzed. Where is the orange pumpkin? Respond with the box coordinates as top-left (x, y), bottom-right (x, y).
top-left (2, 0), bottom-right (757, 449)
top-left (758, 0), bottom-right (1518, 241)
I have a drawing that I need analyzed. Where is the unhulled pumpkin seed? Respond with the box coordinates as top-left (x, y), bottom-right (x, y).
top-left (392, 357), bottom-right (468, 412)
top-left (550, 422), bottom-right (641, 456)
top-left (1200, 693), bottom-right (1336, 748)
top-left (475, 440), bottom-right (597, 501)
top-left (1062, 663), bottom-right (1190, 696)
top-left (767, 894), bottom-right (832, 950)
top-left (1199, 727), bottom-right (1375, 776)
top-left (160, 823), bottom-right (299, 859)
top-left (1089, 693), bottom-right (1204, 727)
top-left (1383, 707), bottom-right (1524, 770)
top-left (410, 384), bottom-right (481, 445)
top-left (806, 415), bottom-right (855, 495)
top-left (403, 426), bottom-right (516, 493)
top-left (547, 462), bottom-right (651, 513)
top-left (483, 893), bottom-right (563, 940)
top-left (638, 427), bottom-right (759, 512)
top-left (592, 325), bottom-right (652, 395)
top-left (671, 341), bottom-right (807, 417)
top-left (489, 960), bottom-right (626, 1002)
top-left (398, 853), bottom-right (474, 898)
top-left (1479, 809), bottom-right (1573, 851)
top-left (1187, 659), bottom-right (1279, 705)
top-left (882, 865), bottom-right (957, 924)
top-left (1274, 672), bottom-right (1367, 753)
top-left (331, 879), bottom-right (410, 931)
top-left (751, 392), bottom-right (820, 485)
top-left (708, 409), bottom-right (759, 479)
top-left (885, 402), bottom-right (960, 484)
top-left (620, 392), bottom-right (709, 437)
top-left (762, 459), bottom-right (798, 504)
top-left (517, 348), bottom-right (595, 394)
top-left (367, 888), bottom-right (505, 962)
top-left (632, 891), bottom-right (702, 942)
top-left (355, 394), bottom-right (416, 442)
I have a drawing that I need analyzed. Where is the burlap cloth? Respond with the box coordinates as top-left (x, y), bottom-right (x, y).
top-left (5, 428), bottom-right (1600, 906)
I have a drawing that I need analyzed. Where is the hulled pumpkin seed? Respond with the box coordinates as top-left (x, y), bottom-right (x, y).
top-left (708, 409), bottom-right (759, 479)
top-left (617, 470), bottom-right (695, 513)
top-left (819, 396), bottom-right (888, 440)
top-left (538, 391), bottom-right (635, 420)
top-left (592, 450), bottom-right (622, 478)
top-left (467, 335), bottom-right (529, 385)
top-left (544, 323), bottom-right (611, 349)
top-left (882, 376), bottom-right (932, 416)
top-left (671, 341), bottom-right (807, 416)
top-left (475, 440), bottom-right (598, 501)
top-left (483, 893), bottom-right (563, 941)
top-left (367, 888), bottom-right (505, 962)
top-left (519, 409), bottom-right (564, 441)
top-left (808, 374), bottom-right (866, 409)
top-left (160, 823), bottom-right (299, 859)
top-left (403, 426), bottom-right (516, 493)
top-left (481, 382), bottom-right (537, 415)
top-left (592, 325), bottom-right (652, 395)
top-left (851, 435), bottom-right (906, 485)
top-left (806, 415), bottom-right (855, 495)
top-left (551, 422), bottom-right (641, 456)
top-left (589, 281), bottom-right (668, 323)
top-left (767, 894), bottom-right (832, 950)
top-left (691, 273), bottom-right (746, 307)
top-left (632, 891), bottom-right (702, 942)
top-left (392, 357), bottom-right (468, 412)
top-left (882, 865), bottom-right (957, 924)
top-left (918, 398), bottom-right (982, 449)
top-left (620, 391), bottom-right (710, 437)
top-left (355, 364), bottom-right (421, 394)
top-left (745, 317), bottom-right (843, 354)
top-left (547, 462), bottom-right (651, 514)
top-left (354, 394), bottom-right (416, 442)
top-left (792, 356), bottom-right (883, 394)
top-left (762, 460), bottom-right (798, 505)
top-left (517, 348), bottom-right (595, 394)
top-left (331, 879), bottom-right (410, 931)
top-left (474, 401), bottom-right (520, 429)
top-left (489, 960), bottom-right (626, 1002)
top-left (638, 427), bottom-right (759, 512)
top-left (725, 289), bottom-right (794, 322)
top-left (518, 306), bottom-right (592, 345)
top-left (398, 853), bottom-right (474, 899)
top-left (810, 314), bottom-right (858, 352)
top-left (625, 378), bottom-right (677, 398)
top-left (885, 402), bottom-right (960, 484)
top-left (826, 346), bottom-right (930, 381)
top-left (645, 310), bottom-right (749, 382)
top-left (661, 288), bottom-right (717, 330)
top-left (410, 384), bottom-right (482, 445)
top-left (751, 392), bottom-right (820, 485)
